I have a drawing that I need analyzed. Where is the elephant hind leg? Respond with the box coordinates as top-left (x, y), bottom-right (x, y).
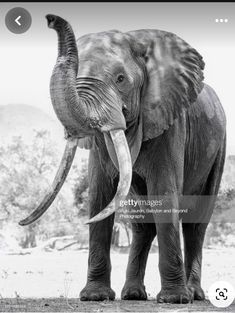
top-left (182, 223), bottom-right (207, 300)
top-left (121, 222), bottom-right (156, 300)
top-left (182, 141), bottom-right (226, 300)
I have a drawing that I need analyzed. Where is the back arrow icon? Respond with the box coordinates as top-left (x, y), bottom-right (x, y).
top-left (15, 16), bottom-right (21, 26)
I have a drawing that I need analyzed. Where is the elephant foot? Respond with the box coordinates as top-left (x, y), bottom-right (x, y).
top-left (188, 283), bottom-right (205, 300)
top-left (79, 283), bottom-right (115, 301)
top-left (157, 287), bottom-right (193, 304)
top-left (121, 281), bottom-right (147, 300)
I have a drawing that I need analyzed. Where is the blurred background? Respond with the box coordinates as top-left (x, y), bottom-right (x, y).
top-left (0, 2), bottom-right (235, 299)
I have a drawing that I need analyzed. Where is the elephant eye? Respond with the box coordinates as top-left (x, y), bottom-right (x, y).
top-left (116, 74), bottom-right (125, 84)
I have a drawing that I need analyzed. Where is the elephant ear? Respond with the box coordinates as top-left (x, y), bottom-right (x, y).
top-left (127, 30), bottom-right (205, 141)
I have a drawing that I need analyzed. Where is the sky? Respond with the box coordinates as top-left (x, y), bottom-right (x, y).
top-left (0, 2), bottom-right (235, 154)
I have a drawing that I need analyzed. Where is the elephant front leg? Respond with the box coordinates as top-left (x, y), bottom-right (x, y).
top-left (121, 223), bottom-right (156, 300)
top-left (156, 222), bottom-right (192, 303)
top-left (79, 152), bottom-right (117, 301)
top-left (79, 217), bottom-right (116, 301)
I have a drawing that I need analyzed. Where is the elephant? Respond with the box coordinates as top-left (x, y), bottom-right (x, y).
top-left (19, 15), bottom-right (226, 303)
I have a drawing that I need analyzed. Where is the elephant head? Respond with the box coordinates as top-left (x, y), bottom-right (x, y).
top-left (19, 15), bottom-right (204, 226)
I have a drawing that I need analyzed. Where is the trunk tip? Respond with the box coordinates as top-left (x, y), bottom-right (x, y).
top-left (45, 14), bottom-right (67, 30)
top-left (45, 14), bottom-right (56, 28)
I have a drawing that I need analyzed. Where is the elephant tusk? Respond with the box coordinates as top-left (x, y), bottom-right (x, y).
top-left (86, 129), bottom-right (132, 224)
top-left (19, 137), bottom-right (78, 226)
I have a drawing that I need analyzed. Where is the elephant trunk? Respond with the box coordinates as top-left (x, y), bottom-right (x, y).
top-left (46, 14), bottom-right (90, 136)
top-left (19, 15), bottom-right (132, 226)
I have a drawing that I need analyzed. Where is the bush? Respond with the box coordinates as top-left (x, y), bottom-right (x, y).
top-left (0, 130), bottom-right (88, 250)
top-left (205, 188), bottom-right (235, 247)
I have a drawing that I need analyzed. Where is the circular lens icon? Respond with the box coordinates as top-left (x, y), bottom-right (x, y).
top-left (208, 281), bottom-right (235, 308)
top-left (5, 7), bottom-right (32, 34)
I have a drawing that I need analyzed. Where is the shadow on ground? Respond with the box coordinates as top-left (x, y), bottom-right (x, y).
top-left (0, 298), bottom-right (234, 312)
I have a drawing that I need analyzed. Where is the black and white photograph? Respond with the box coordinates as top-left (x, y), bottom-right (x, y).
top-left (0, 2), bottom-right (235, 312)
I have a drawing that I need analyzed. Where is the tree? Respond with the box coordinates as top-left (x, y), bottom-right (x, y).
top-left (205, 188), bottom-right (235, 247)
top-left (0, 130), bottom-right (78, 248)
top-left (73, 158), bottom-right (89, 217)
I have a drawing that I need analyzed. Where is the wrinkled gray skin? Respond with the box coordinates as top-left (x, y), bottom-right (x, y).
top-left (21, 15), bottom-right (226, 303)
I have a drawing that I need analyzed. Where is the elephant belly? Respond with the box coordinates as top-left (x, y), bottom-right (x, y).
top-left (183, 84), bottom-right (226, 195)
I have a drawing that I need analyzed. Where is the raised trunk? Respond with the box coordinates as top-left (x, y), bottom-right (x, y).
top-left (46, 14), bottom-right (90, 136)
top-left (19, 15), bottom-right (132, 227)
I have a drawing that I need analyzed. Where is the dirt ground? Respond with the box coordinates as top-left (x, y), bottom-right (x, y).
top-left (0, 298), bottom-right (235, 312)
top-left (0, 248), bottom-right (234, 311)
